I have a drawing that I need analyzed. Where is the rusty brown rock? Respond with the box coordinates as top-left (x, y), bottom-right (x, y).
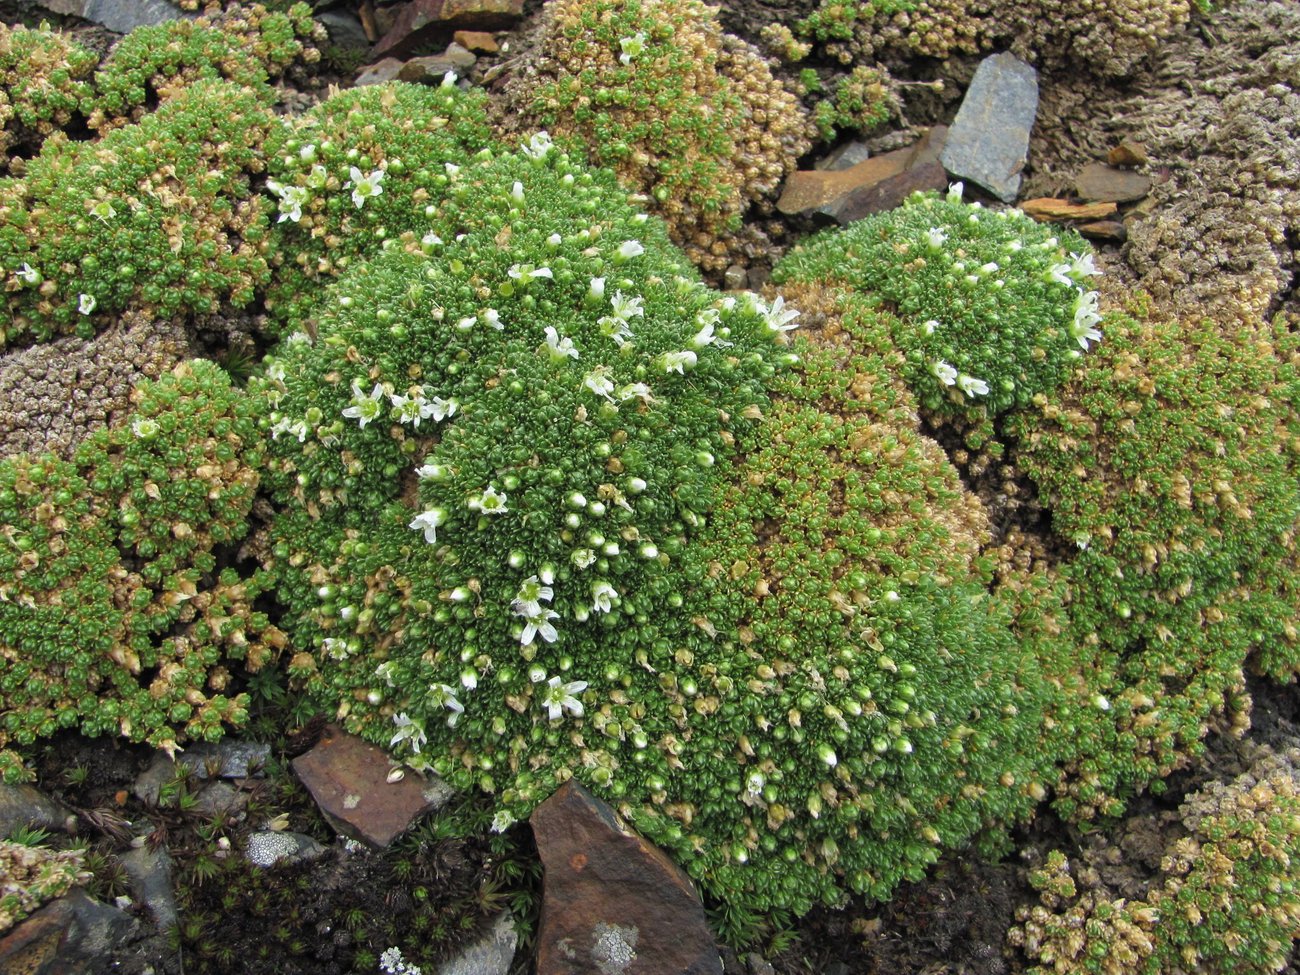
top-left (1075, 162), bottom-right (1151, 203)
top-left (454, 29), bottom-right (499, 52)
top-left (1107, 141), bottom-right (1148, 167)
top-left (777, 147), bottom-right (910, 215)
top-left (0, 890), bottom-right (137, 975)
top-left (828, 160), bottom-right (949, 225)
top-left (374, 0), bottom-right (525, 59)
top-left (531, 780), bottom-right (722, 975)
top-left (1078, 220), bottom-right (1128, 241)
top-left (291, 725), bottom-right (454, 847)
top-left (1020, 197), bottom-right (1118, 222)
top-left (904, 125), bottom-right (948, 170)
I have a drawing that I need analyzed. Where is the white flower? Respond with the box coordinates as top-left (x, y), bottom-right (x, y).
top-left (491, 810), bottom-right (516, 833)
top-left (299, 144), bottom-right (317, 163)
top-left (266, 362), bottom-right (286, 383)
top-left (547, 233), bottom-right (562, 247)
top-left (510, 181), bottom-right (525, 204)
top-left (590, 581), bottom-right (618, 614)
top-left (444, 162), bottom-right (461, 178)
top-left (588, 277), bottom-right (606, 301)
top-left (508, 264), bottom-right (553, 283)
top-left (512, 575), bottom-right (554, 618)
top-left (930, 360), bottom-right (958, 386)
top-left (390, 713), bottom-right (427, 754)
top-left (422, 231), bottom-right (443, 248)
top-left (461, 668), bottom-right (478, 690)
top-left (342, 380), bottom-right (386, 427)
top-left (609, 291), bottom-right (645, 320)
top-left (947, 181), bottom-right (964, 202)
top-left (1073, 290), bottom-right (1102, 337)
top-left (131, 417), bottom-right (160, 439)
top-left (409, 507), bottom-right (447, 544)
top-left (415, 461), bottom-right (448, 480)
top-left (758, 295), bottom-right (800, 332)
top-left (456, 315), bottom-right (477, 331)
top-left (521, 608), bottom-right (560, 646)
top-left (616, 382), bottom-right (656, 404)
top-left (468, 485), bottom-right (509, 515)
top-left (266, 179), bottom-right (308, 223)
top-left (615, 240), bottom-right (644, 261)
top-left (77, 293), bottom-right (96, 315)
top-left (690, 320), bottom-right (731, 349)
top-left (346, 166), bottom-right (385, 209)
top-left (481, 308), bottom-right (503, 330)
top-left (321, 637), bottom-right (350, 659)
top-left (1048, 262), bottom-right (1074, 287)
top-left (522, 131), bottom-right (553, 160)
top-left (428, 396), bottom-right (458, 421)
top-left (428, 684), bottom-right (465, 726)
top-left (1093, 694), bottom-right (1111, 711)
top-left (923, 319), bottom-right (940, 335)
top-left (956, 373), bottom-right (990, 397)
top-left (306, 164), bottom-right (328, 189)
top-left (571, 548), bottom-right (597, 569)
top-left (925, 227), bottom-right (947, 249)
top-left (598, 315), bottom-right (634, 348)
top-left (441, 70), bottom-right (458, 87)
top-left (390, 388), bottom-right (431, 427)
top-left (661, 350), bottom-right (697, 374)
top-left (619, 31), bottom-right (646, 64)
top-left (541, 676), bottom-right (588, 721)
top-left (544, 326), bottom-right (580, 361)
top-left (583, 367), bottom-right (616, 400)
top-left (16, 263), bottom-right (39, 285)
top-left (1069, 251), bottom-right (1100, 280)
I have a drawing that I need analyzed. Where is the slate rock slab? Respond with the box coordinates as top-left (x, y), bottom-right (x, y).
top-left (292, 724), bottom-right (453, 847)
top-left (438, 910), bottom-right (518, 975)
top-left (0, 784), bottom-right (75, 838)
top-left (531, 780), bottom-right (722, 975)
top-left (42, 0), bottom-right (192, 32)
top-left (0, 889), bottom-right (137, 975)
top-left (1075, 162), bottom-right (1152, 203)
top-left (939, 52), bottom-right (1039, 203)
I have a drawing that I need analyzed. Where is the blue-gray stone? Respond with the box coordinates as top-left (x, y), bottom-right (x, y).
top-left (80, 0), bottom-right (192, 33)
top-left (437, 911), bottom-right (518, 975)
top-left (939, 52), bottom-right (1039, 203)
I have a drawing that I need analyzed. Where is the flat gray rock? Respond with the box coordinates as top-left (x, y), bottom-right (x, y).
top-left (80, 0), bottom-right (192, 32)
top-left (0, 783), bottom-right (75, 837)
top-left (438, 911), bottom-right (518, 975)
top-left (939, 52), bottom-right (1038, 203)
top-left (119, 845), bottom-right (177, 933)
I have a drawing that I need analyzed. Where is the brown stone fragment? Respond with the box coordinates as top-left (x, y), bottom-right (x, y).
top-left (531, 780), bottom-right (722, 975)
top-left (1075, 162), bottom-right (1152, 203)
top-left (354, 57), bottom-right (405, 87)
top-left (0, 890), bottom-right (137, 975)
top-left (904, 125), bottom-right (948, 170)
top-left (454, 30), bottom-right (499, 52)
top-left (1020, 197), bottom-right (1118, 222)
top-left (1078, 220), bottom-right (1128, 242)
top-left (829, 161), bottom-right (949, 225)
top-left (374, 0), bottom-right (525, 59)
top-left (1107, 141), bottom-right (1148, 167)
top-left (292, 724), bottom-right (453, 847)
top-left (777, 147), bottom-right (910, 215)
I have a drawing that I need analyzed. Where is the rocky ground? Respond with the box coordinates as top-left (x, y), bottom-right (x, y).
top-left (1, 0), bottom-right (1299, 973)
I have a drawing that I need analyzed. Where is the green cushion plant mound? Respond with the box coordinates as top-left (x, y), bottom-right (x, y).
top-left (0, 361), bottom-right (280, 783)
top-left (262, 81), bottom-right (495, 334)
top-left (774, 187), bottom-right (1101, 416)
top-left (1011, 305), bottom-right (1300, 820)
top-left (0, 24), bottom-right (96, 172)
top-left (0, 80), bottom-right (277, 347)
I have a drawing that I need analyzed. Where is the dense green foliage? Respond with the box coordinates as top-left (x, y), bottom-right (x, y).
top-left (775, 188), bottom-right (1100, 416)
top-left (0, 361), bottom-right (279, 782)
top-left (0, 24), bottom-right (96, 171)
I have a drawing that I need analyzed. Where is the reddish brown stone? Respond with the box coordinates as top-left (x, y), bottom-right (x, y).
top-left (374, 0), bottom-right (525, 59)
top-left (776, 147), bottom-right (910, 215)
top-left (0, 890), bottom-right (137, 975)
top-left (291, 724), bottom-right (453, 847)
top-left (1021, 197), bottom-right (1118, 222)
top-left (1075, 162), bottom-right (1151, 203)
top-left (454, 29), bottom-right (500, 52)
top-left (531, 780), bottom-right (722, 975)
top-left (828, 160), bottom-right (949, 225)
top-left (1078, 220), bottom-right (1128, 241)
top-left (1107, 141), bottom-right (1148, 167)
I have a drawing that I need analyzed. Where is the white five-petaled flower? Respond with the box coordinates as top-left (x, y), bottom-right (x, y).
top-left (930, 359), bottom-right (958, 386)
top-left (615, 240), bottom-right (644, 261)
top-left (661, 350), bottom-right (697, 374)
top-left (90, 199), bottom-right (116, 223)
top-left (544, 326), bottom-right (580, 361)
top-left (617, 383), bottom-right (656, 405)
top-left (468, 485), bottom-right (509, 515)
top-left (428, 684), bottom-right (465, 726)
top-left (757, 294), bottom-right (800, 332)
top-left (947, 181), bottom-right (964, 203)
top-left (588, 277), bottom-right (606, 301)
top-left (521, 608), bottom-right (560, 646)
top-left (571, 548), bottom-right (597, 569)
top-left (925, 226), bottom-right (947, 249)
top-left (541, 675), bottom-right (588, 721)
top-left (441, 70), bottom-right (458, 87)
top-left (270, 417), bottom-right (308, 442)
top-left (306, 164), bottom-right (328, 189)
top-left (598, 315), bottom-right (635, 347)
top-left (956, 373), bottom-right (990, 397)
top-left (1069, 251), bottom-right (1100, 281)
top-left (266, 179), bottom-right (309, 223)
top-left (1048, 262), bottom-right (1074, 287)
top-left (512, 575), bottom-right (554, 618)
top-left (390, 713), bottom-right (428, 754)
top-left (522, 131), bottom-right (553, 160)
top-left (1070, 290), bottom-right (1103, 350)
top-left (923, 319), bottom-right (940, 335)
top-left (583, 366), bottom-right (616, 401)
top-left (690, 319), bottom-right (730, 349)
top-left (16, 263), bottom-right (39, 285)
top-left (590, 581), bottom-right (618, 614)
top-left (490, 811), bottom-right (516, 833)
top-left (609, 291), bottom-right (645, 321)
top-left (510, 181), bottom-right (525, 204)
top-left (299, 144), bottom-right (317, 163)
top-left (77, 293), bottom-right (96, 315)
top-left (619, 31), bottom-right (646, 64)
top-left (481, 308), bottom-right (503, 330)
top-left (132, 417), bottom-right (160, 439)
top-left (342, 380), bottom-right (386, 427)
top-left (409, 507), bottom-right (447, 544)
top-left (415, 461), bottom-right (447, 480)
top-left (508, 264), bottom-right (553, 284)
top-left (346, 166), bottom-right (384, 209)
